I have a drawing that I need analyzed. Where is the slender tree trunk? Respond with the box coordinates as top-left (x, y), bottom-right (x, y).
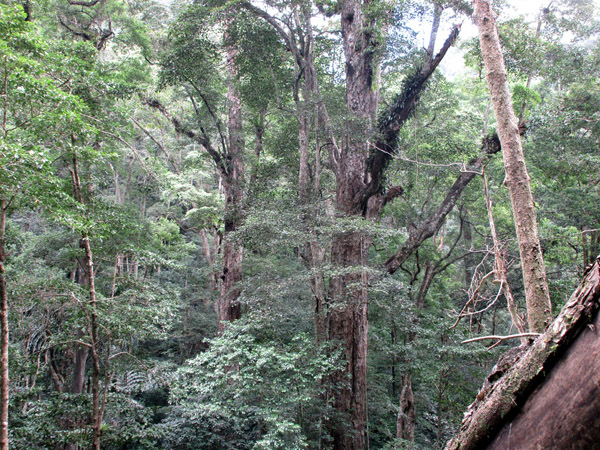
top-left (292, 25), bottom-right (328, 345)
top-left (71, 334), bottom-right (89, 394)
top-left (482, 169), bottom-right (528, 340)
top-left (69, 153), bottom-right (102, 450)
top-left (81, 236), bottom-right (102, 450)
top-left (474, 0), bottom-right (552, 333)
top-left (71, 264), bottom-right (90, 396)
top-left (0, 201), bottom-right (9, 450)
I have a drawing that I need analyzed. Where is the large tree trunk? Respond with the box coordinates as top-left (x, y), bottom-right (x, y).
top-left (0, 201), bottom-right (9, 450)
top-left (328, 232), bottom-right (371, 450)
top-left (218, 41), bottom-right (245, 332)
top-left (324, 0), bottom-right (381, 446)
top-left (473, 0), bottom-right (552, 333)
top-left (241, 4), bottom-right (460, 447)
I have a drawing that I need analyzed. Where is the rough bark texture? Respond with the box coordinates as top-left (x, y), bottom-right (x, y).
top-left (323, 1), bottom-right (381, 447)
top-left (0, 202), bottom-right (8, 450)
top-left (396, 374), bottom-right (416, 442)
top-left (474, 0), bottom-right (552, 333)
top-left (218, 71), bottom-right (245, 332)
top-left (445, 256), bottom-right (600, 450)
top-left (328, 232), bottom-right (371, 450)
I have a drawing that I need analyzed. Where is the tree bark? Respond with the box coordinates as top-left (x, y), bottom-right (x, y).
top-left (323, 0), bottom-right (381, 446)
top-left (473, 0), bottom-right (552, 333)
top-left (396, 374), bottom-right (415, 443)
top-left (217, 34), bottom-right (245, 333)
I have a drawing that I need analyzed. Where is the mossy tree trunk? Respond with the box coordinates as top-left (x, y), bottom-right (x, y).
top-left (474, 0), bottom-right (552, 333)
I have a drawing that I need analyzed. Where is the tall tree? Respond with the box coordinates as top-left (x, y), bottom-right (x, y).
top-left (218, 19), bottom-right (245, 331)
top-left (473, 0), bottom-right (552, 333)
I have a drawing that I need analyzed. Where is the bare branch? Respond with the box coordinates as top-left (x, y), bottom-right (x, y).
top-left (67, 0), bottom-right (102, 6)
top-left (131, 118), bottom-right (179, 173)
top-left (461, 333), bottom-right (541, 349)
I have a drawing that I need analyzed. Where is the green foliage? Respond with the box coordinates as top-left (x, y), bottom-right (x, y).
top-left (166, 317), bottom-right (336, 450)
top-left (3, 0), bottom-right (600, 448)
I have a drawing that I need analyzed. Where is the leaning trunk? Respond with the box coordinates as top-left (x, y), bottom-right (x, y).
top-left (473, 0), bottom-right (552, 333)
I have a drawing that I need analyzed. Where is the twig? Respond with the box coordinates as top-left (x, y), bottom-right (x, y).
top-left (462, 333), bottom-right (541, 349)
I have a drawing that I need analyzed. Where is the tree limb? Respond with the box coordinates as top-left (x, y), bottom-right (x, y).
top-left (362, 26), bottom-right (461, 207)
top-left (384, 135), bottom-right (500, 274)
top-left (143, 97), bottom-right (228, 176)
top-left (67, 0), bottom-right (102, 6)
top-left (462, 333), bottom-right (541, 345)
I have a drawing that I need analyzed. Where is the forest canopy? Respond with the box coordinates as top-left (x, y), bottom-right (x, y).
top-left (0, 0), bottom-right (599, 449)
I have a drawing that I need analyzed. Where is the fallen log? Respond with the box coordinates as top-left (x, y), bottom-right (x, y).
top-left (446, 256), bottom-right (600, 450)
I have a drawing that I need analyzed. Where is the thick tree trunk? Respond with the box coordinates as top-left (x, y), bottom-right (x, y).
top-left (218, 46), bottom-right (245, 332)
top-left (328, 232), bottom-right (371, 450)
top-left (242, 3), bottom-right (460, 447)
top-left (324, 0), bottom-right (380, 446)
top-left (0, 202), bottom-right (9, 450)
top-left (473, 0), bottom-right (552, 333)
